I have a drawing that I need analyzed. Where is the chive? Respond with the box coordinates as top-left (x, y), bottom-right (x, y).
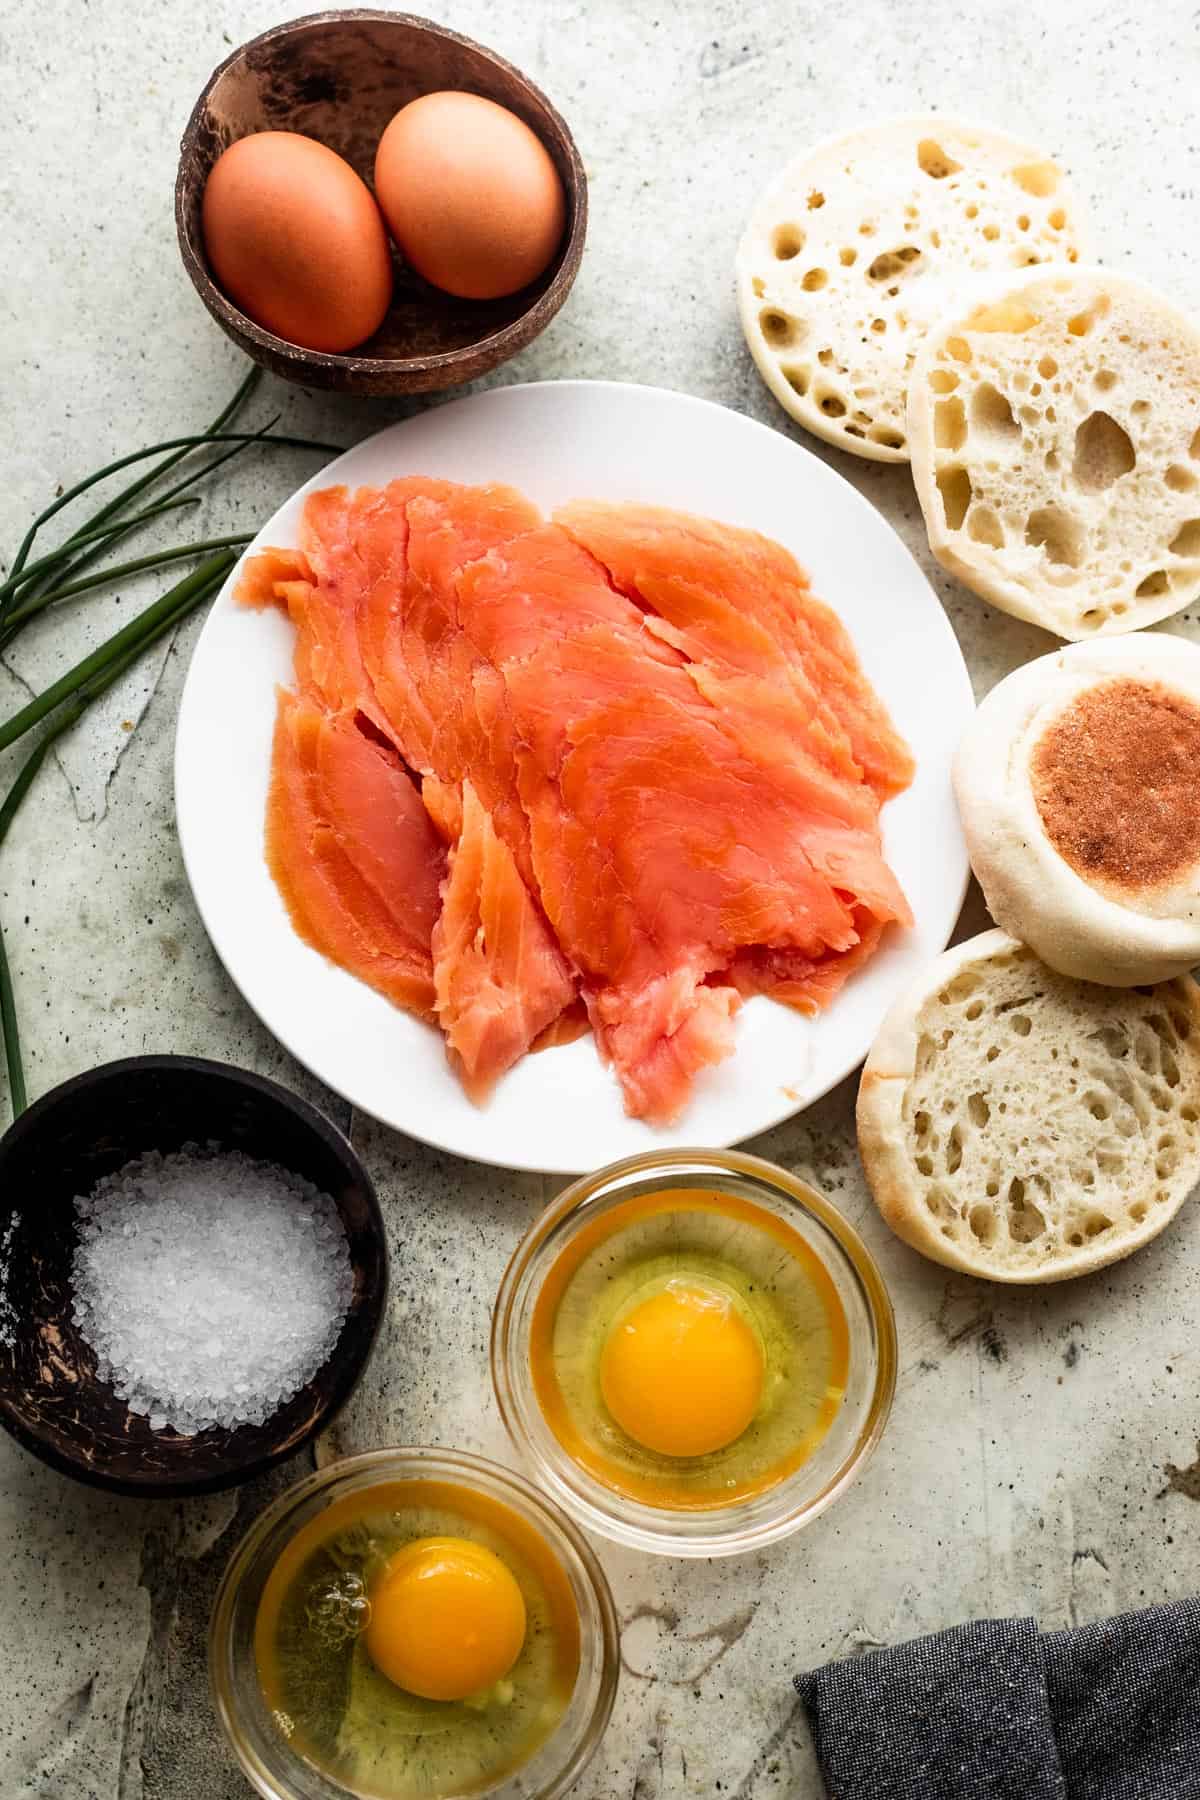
top-left (118, 366), bottom-right (263, 514)
top-left (0, 551), bottom-right (236, 757)
top-left (0, 363), bottom-right (342, 1118)
top-left (7, 414), bottom-right (284, 619)
top-left (0, 915), bottom-right (26, 1117)
top-left (0, 365), bottom-right (343, 1116)
top-left (4, 367), bottom-right (259, 589)
top-left (1, 532), bottom-right (253, 636)
top-left (0, 558), bottom-right (230, 1118)
top-left (79, 366), bottom-right (263, 538)
top-left (64, 560), bottom-right (231, 711)
top-left (0, 495), bottom-right (202, 604)
top-left (0, 725), bottom-right (76, 1114)
top-left (3, 426), bottom-right (338, 590)
top-left (149, 415), bottom-right (280, 510)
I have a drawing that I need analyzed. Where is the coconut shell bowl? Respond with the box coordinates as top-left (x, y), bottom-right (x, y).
top-left (175, 10), bottom-right (588, 394)
top-left (0, 1057), bottom-right (386, 1498)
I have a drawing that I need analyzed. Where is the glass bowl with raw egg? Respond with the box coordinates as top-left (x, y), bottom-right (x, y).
top-left (210, 1448), bottom-right (618, 1800)
top-left (491, 1149), bottom-right (897, 1557)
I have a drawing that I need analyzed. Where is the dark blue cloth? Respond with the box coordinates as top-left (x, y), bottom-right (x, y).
top-left (796, 1599), bottom-right (1200, 1800)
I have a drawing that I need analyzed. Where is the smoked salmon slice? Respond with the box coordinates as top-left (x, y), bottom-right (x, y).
top-left (240, 479), bottom-right (915, 1124)
top-left (554, 500), bottom-right (916, 801)
top-left (264, 691), bottom-right (444, 1022)
top-left (432, 781), bottom-right (576, 1100)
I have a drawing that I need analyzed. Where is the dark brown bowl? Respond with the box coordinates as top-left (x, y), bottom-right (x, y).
top-left (0, 1057), bottom-right (386, 1498)
top-left (175, 10), bottom-right (588, 394)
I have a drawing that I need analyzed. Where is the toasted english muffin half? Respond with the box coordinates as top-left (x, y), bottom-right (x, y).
top-left (736, 117), bottom-right (1087, 462)
top-left (955, 634), bottom-right (1200, 986)
top-left (908, 267), bottom-right (1200, 635)
top-left (856, 929), bottom-right (1200, 1283)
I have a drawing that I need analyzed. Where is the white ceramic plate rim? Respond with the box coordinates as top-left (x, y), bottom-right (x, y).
top-left (175, 380), bottom-right (972, 1173)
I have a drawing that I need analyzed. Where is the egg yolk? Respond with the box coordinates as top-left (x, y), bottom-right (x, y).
top-left (599, 1278), bottom-right (765, 1458)
top-left (365, 1537), bottom-right (527, 1702)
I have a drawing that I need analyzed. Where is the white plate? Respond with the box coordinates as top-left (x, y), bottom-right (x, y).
top-left (175, 381), bottom-right (972, 1173)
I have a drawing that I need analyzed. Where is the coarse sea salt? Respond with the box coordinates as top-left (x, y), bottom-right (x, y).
top-left (69, 1143), bottom-right (354, 1436)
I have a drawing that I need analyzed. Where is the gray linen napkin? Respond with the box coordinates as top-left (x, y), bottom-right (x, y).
top-left (796, 1598), bottom-right (1200, 1800)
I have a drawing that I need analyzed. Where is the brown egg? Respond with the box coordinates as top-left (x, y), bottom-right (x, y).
top-left (202, 132), bottom-right (393, 353)
top-left (374, 93), bottom-right (566, 301)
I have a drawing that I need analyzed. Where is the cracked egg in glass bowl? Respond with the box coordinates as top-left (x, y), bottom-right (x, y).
top-left (491, 1148), bottom-right (897, 1557)
top-left (210, 1448), bottom-right (618, 1800)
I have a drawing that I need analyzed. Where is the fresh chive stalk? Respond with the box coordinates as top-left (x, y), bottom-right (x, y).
top-left (17, 429), bottom-right (337, 548)
top-left (76, 366), bottom-right (261, 544)
top-left (0, 366), bottom-right (343, 1118)
top-left (0, 555), bottom-right (232, 1116)
top-left (3, 366), bottom-right (259, 590)
top-left (0, 551), bottom-right (237, 758)
top-left (0, 922), bottom-right (24, 1115)
top-left (0, 496), bottom-right (202, 598)
top-left (2, 429), bottom-right (335, 615)
top-left (7, 414), bottom-right (281, 618)
top-left (0, 533), bottom-right (252, 640)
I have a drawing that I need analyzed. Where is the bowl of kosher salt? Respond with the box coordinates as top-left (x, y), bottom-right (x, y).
top-left (0, 1056), bottom-right (386, 1496)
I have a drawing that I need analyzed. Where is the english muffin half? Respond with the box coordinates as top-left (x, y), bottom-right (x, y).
top-left (857, 929), bottom-right (1200, 1283)
top-left (955, 634), bottom-right (1200, 985)
top-left (908, 267), bottom-right (1200, 635)
top-left (737, 117), bottom-right (1088, 462)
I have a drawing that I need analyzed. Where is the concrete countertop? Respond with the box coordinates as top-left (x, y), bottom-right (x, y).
top-left (2, 1), bottom-right (1199, 1794)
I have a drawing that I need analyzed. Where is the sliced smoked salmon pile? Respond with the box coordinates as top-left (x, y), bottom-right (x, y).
top-left (239, 481), bottom-right (914, 1122)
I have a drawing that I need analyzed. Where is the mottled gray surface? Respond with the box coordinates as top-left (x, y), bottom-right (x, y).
top-left (2, 1), bottom-right (1200, 1796)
